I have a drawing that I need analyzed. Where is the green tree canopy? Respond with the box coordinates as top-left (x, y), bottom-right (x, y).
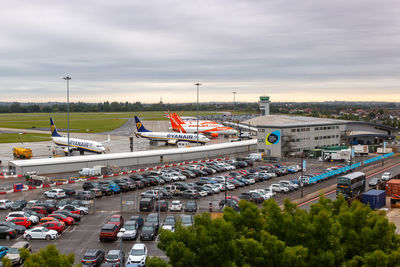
top-left (155, 196), bottom-right (400, 267)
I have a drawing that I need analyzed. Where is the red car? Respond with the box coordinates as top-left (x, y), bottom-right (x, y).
top-left (40, 221), bottom-right (65, 234)
top-left (7, 217), bottom-right (32, 228)
top-left (30, 206), bottom-right (48, 216)
top-left (108, 215), bottom-right (124, 229)
top-left (48, 214), bottom-right (74, 226)
top-left (59, 205), bottom-right (82, 215)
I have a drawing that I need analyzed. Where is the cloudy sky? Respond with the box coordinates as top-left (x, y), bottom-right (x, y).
top-left (1, 0), bottom-right (399, 103)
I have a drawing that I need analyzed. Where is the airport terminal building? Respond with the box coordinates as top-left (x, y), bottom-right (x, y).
top-left (247, 115), bottom-right (397, 158)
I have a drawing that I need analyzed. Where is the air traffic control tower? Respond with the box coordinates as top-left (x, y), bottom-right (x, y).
top-left (259, 96), bottom-right (271, 115)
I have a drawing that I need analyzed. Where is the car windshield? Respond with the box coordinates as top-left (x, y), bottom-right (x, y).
top-left (109, 217), bottom-right (120, 222)
top-left (8, 247), bottom-right (19, 254)
top-left (142, 226), bottom-right (153, 231)
top-left (130, 248), bottom-right (144, 256)
top-left (181, 216), bottom-right (192, 224)
top-left (107, 253), bottom-right (119, 259)
top-left (147, 216), bottom-right (157, 222)
top-left (125, 224), bottom-right (136, 230)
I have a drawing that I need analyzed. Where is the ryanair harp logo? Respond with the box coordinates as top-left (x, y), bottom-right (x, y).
top-left (265, 130), bottom-right (280, 145)
top-left (136, 122), bottom-right (142, 129)
top-left (51, 125), bottom-right (55, 133)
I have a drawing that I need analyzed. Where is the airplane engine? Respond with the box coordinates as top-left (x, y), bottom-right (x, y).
top-left (210, 133), bottom-right (219, 138)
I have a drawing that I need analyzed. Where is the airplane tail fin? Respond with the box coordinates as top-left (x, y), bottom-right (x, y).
top-left (134, 116), bottom-right (151, 132)
top-left (50, 117), bottom-right (61, 137)
top-left (169, 113), bottom-right (186, 133)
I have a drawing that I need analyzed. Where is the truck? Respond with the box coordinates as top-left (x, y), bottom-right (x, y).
top-left (13, 147), bottom-right (32, 159)
top-left (323, 149), bottom-right (351, 162)
top-left (352, 145), bottom-right (369, 155)
top-left (78, 165), bottom-right (109, 177)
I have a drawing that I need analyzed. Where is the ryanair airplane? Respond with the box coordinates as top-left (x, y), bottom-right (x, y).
top-left (134, 116), bottom-right (210, 145)
top-left (50, 117), bottom-right (107, 155)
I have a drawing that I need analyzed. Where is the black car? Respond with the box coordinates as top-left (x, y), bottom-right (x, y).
top-left (0, 221), bottom-right (26, 234)
top-left (81, 249), bottom-right (105, 266)
top-left (99, 186), bottom-right (113, 196)
top-left (56, 199), bottom-right (72, 208)
top-left (139, 198), bottom-right (154, 212)
top-left (140, 222), bottom-right (157, 241)
top-left (0, 226), bottom-right (17, 239)
top-left (83, 182), bottom-right (98, 191)
top-left (184, 200), bottom-right (198, 212)
top-left (63, 188), bottom-right (76, 196)
top-left (181, 170), bottom-right (196, 178)
top-left (239, 192), bottom-right (264, 204)
top-left (115, 182), bottom-right (129, 192)
top-left (53, 210), bottom-right (81, 222)
top-left (10, 200), bottom-right (26, 211)
top-left (24, 209), bottom-right (45, 219)
top-left (128, 215), bottom-right (144, 229)
top-left (146, 213), bottom-right (159, 230)
top-left (134, 180), bottom-right (145, 189)
top-left (155, 200), bottom-right (168, 212)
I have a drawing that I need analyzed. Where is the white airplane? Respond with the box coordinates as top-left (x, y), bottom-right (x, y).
top-left (134, 116), bottom-right (210, 145)
top-left (169, 113), bottom-right (237, 137)
top-left (50, 117), bottom-right (107, 155)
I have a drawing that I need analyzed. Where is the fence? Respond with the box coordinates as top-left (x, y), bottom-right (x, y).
top-left (309, 152), bottom-right (395, 184)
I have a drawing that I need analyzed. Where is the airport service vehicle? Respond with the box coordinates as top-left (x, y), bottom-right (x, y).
top-left (169, 113), bottom-right (237, 137)
top-left (127, 243), bottom-right (147, 266)
top-left (0, 226), bottom-right (17, 240)
top-left (134, 116), bottom-right (210, 145)
top-left (382, 172), bottom-right (392, 181)
top-left (105, 250), bottom-right (125, 267)
top-left (81, 249), bottom-right (105, 267)
top-left (122, 221), bottom-right (138, 240)
top-left (44, 189), bottom-right (66, 199)
top-left (0, 199), bottom-right (13, 210)
top-left (13, 147), bottom-right (32, 159)
top-left (336, 172), bottom-right (366, 200)
top-left (6, 212), bottom-right (38, 224)
top-left (50, 117), bottom-right (108, 155)
top-left (170, 200), bottom-right (183, 212)
top-left (24, 227), bottom-right (58, 240)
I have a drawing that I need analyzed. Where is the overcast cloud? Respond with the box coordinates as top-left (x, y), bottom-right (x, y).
top-left (0, 0), bottom-right (399, 103)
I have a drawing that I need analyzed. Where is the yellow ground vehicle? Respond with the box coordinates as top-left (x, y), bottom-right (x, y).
top-left (13, 147), bottom-right (32, 159)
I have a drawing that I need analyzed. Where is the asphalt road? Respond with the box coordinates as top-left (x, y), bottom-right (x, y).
top-left (0, 156), bottom-right (397, 265)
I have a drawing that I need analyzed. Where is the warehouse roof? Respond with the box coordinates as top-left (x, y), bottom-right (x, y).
top-left (245, 115), bottom-right (347, 128)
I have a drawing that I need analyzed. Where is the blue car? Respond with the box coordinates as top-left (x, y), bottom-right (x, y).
top-left (0, 246), bottom-right (9, 259)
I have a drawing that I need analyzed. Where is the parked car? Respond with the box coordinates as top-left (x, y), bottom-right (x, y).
top-left (40, 221), bottom-right (65, 234)
top-left (181, 189), bottom-right (200, 199)
top-left (180, 214), bottom-right (193, 227)
top-left (5, 241), bottom-right (32, 265)
top-left (0, 221), bottom-right (26, 234)
top-left (56, 199), bottom-right (72, 208)
top-left (146, 213), bottom-right (159, 230)
top-left (140, 223), bottom-right (157, 241)
top-left (44, 189), bottom-right (66, 199)
top-left (76, 191), bottom-right (94, 200)
top-left (63, 188), bottom-right (76, 196)
top-left (0, 226), bottom-right (17, 240)
top-left (6, 217), bottom-right (32, 228)
top-left (48, 213), bottom-right (74, 226)
top-left (163, 215), bottom-right (176, 227)
top-left (0, 246), bottom-right (8, 260)
top-left (59, 204), bottom-right (89, 215)
top-left (139, 198), bottom-right (154, 212)
top-left (81, 249), bottom-right (105, 267)
top-left (382, 172), bottom-right (392, 181)
top-left (6, 212), bottom-right (38, 224)
top-left (105, 250), bottom-right (125, 267)
top-left (99, 224), bottom-right (119, 241)
top-left (0, 199), bottom-right (13, 210)
top-left (53, 210), bottom-right (81, 222)
top-left (170, 200), bottom-right (183, 212)
top-left (155, 200), bottom-right (168, 212)
top-left (239, 192), bottom-right (264, 203)
top-left (122, 221), bottom-right (138, 240)
top-left (24, 226), bottom-right (58, 240)
top-left (184, 200), bottom-right (198, 212)
top-left (270, 184), bottom-right (289, 193)
top-left (108, 215), bottom-right (124, 230)
top-left (126, 243), bottom-right (147, 266)
top-left (10, 200), bottom-right (26, 211)
top-left (128, 215), bottom-right (144, 229)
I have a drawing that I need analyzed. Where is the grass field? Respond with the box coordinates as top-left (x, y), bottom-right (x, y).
top-left (0, 111), bottom-right (220, 133)
top-left (0, 133), bottom-right (51, 143)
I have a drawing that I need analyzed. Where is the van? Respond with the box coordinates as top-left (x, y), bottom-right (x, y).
top-left (248, 153), bottom-right (262, 161)
top-left (139, 198), bottom-right (154, 212)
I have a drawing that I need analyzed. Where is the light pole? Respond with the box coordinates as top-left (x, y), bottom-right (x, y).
top-left (194, 83), bottom-right (201, 145)
top-left (117, 228), bottom-right (126, 252)
top-left (63, 76), bottom-right (71, 156)
top-left (233, 91), bottom-right (237, 116)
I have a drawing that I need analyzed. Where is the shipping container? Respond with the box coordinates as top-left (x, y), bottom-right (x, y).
top-left (386, 180), bottom-right (400, 196)
top-left (362, 190), bottom-right (386, 210)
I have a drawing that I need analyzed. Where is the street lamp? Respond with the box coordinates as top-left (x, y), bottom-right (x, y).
top-left (63, 76), bottom-right (71, 156)
top-left (194, 83), bottom-right (202, 145)
top-left (117, 228), bottom-right (126, 252)
top-left (232, 91), bottom-right (237, 116)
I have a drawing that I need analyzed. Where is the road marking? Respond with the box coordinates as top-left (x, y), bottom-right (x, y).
top-left (298, 162), bottom-right (400, 207)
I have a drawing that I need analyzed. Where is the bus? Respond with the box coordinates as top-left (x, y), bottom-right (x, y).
top-left (336, 171), bottom-right (366, 200)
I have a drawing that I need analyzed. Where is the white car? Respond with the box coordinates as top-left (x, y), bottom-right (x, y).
top-left (263, 187), bottom-right (276, 197)
top-left (250, 189), bottom-right (273, 200)
top-left (270, 184), bottom-right (289, 193)
top-left (122, 222), bottom-right (138, 240)
top-left (280, 180), bottom-right (299, 190)
top-left (161, 224), bottom-right (175, 232)
top-left (6, 212), bottom-right (39, 224)
top-left (170, 200), bottom-right (183, 211)
top-left (24, 227), bottom-right (58, 240)
top-left (27, 200), bottom-right (41, 208)
top-left (203, 184), bottom-right (220, 194)
top-left (0, 199), bottom-right (13, 210)
top-left (44, 189), bottom-right (66, 199)
top-left (59, 204), bottom-right (89, 215)
top-left (127, 243), bottom-right (147, 266)
top-left (382, 172), bottom-right (392, 181)
top-left (171, 171), bottom-right (187, 181)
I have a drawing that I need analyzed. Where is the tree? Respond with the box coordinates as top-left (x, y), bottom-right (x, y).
top-left (154, 197), bottom-right (400, 267)
top-left (23, 245), bottom-right (77, 267)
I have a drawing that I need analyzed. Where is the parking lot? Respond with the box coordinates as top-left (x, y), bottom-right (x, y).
top-left (0, 155), bottom-right (384, 265)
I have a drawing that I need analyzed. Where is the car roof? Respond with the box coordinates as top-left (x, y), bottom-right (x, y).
top-left (107, 250), bottom-right (121, 255)
top-left (85, 248), bottom-right (101, 256)
top-left (132, 243), bottom-right (145, 249)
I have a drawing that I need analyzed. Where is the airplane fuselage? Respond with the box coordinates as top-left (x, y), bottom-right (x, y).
top-left (52, 136), bottom-right (106, 154)
top-left (136, 131), bottom-right (210, 144)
